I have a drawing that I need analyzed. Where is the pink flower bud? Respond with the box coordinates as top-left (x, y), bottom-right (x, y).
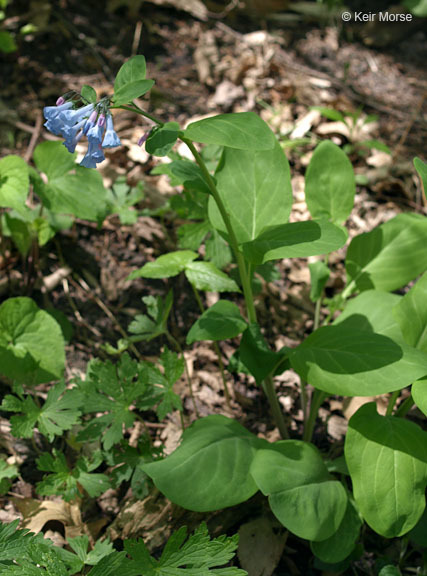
top-left (98, 114), bottom-right (106, 127)
top-left (56, 96), bottom-right (66, 106)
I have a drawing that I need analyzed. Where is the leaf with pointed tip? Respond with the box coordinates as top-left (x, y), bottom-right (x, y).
top-left (142, 415), bottom-right (267, 511)
top-left (290, 315), bottom-right (427, 396)
top-left (345, 213), bottom-right (427, 294)
top-left (345, 402), bottom-right (427, 537)
top-left (186, 300), bottom-right (247, 344)
top-left (185, 112), bottom-right (276, 151)
top-left (208, 142), bottom-right (292, 245)
top-left (242, 220), bottom-right (347, 265)
top-left (128, 251), bottom-right (198, 280)
top-left (305, 140), bottom-right (355, 224)
top-left (250, 441), bottom-right (347, 541)
top-left (185, 261), bottom-right (240, 292)
top-left (393, 272), bottom-right (427, 352)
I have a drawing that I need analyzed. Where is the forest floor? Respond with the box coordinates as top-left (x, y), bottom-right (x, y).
top-left (1, 1), bottom-right (426, 574)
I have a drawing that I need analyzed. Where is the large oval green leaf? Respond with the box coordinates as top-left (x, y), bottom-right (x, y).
top-left (345, 403), bottom-right (427, 537)
top-left (33, 142), bottom-right (107, 222)
top-left (412, 378), bottom-right (427, 417)
top-left (185, 112), bottom-right (276, 151)
top-left (311, 499), bottom-right (362, 563)
top-left (305, 140), bottom-right (355, 224)
top-left (345, 213), bottom-right (427, 294)
top-left (142, 415), bottom-right (266, 511)
top-left (0, 297), bottom-right (65, 385)
top-left (250, 441), bottom-right (347, 541)
top-left (208, 142), bottom-right (292, 245)
top-left (290, 316), bottom-right (427, 396)
top-left (241, 219), bottom-right (347, 265)
top-left (334, 290), bottom-right (404, 344)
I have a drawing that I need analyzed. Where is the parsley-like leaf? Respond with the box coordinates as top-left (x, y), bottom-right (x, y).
top-left (76, 354), bottom-right (153, 450)
top-left (1, 382), bottom-right (81, 441)
top-left (125, 523), bottom-right (247, 576)
top-left (36, 450), bottom-right (109, 501)
top-left (144, 348), bottom-right (184, 420)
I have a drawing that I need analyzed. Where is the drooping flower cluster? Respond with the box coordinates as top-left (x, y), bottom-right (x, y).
top-left (43, 95), bottom-right (121, 168)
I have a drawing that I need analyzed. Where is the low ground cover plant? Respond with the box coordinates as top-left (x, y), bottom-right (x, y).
top-left (0, 55), bottom-right (426, 574)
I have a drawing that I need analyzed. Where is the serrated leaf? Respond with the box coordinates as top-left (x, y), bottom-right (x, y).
top-left (77, 354), bottom-right (149, 450)
top-left (126, 523), bottom-right (246, 575)
top-left (345, 403), bottom-right (427, 537)
top-left (128, 291), bottom-right (173, 343)
top-left (86, 551), bottom-right (130, 576)
top-left (146, 348), bottom-right (184, 420)
top-left (37, 382), bottom-right (82, 441)
top-left (36, 450), bottom-right (109, 501)
top-left (186, 300), bottom-right (247, 344)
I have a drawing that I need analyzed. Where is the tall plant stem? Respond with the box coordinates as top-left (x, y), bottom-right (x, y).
top-left (166, 330), bottom-right (199, 419)
top-left (182, 138), bottom-right (256, 323)
top-left (386, 390), bottom-right (401, 416)
top-left (303, 389), bottom-right (326, 443)
top-left (190, 283), bottom-right (232, 407)
top-left (182, 137), bottom-right (288, 438)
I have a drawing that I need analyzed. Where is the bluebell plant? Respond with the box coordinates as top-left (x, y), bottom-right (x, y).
top-left (43, 94), bottom-right (121, 168)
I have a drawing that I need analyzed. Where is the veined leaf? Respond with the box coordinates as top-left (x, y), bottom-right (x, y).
top-left (186, 300), bottom-right (247, 344)
top-left (345, 403), bottom-right (427, 537)
top-left (185, 112), bottom-right (276, 151)
top-left (208, 142), bottom-right (292, 245)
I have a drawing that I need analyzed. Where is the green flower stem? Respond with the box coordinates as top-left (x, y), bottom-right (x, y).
top-left (190, 282), bottom-right (232, 406)
top-left (303, 389), bottom-right (326, 442)
top-left (112, 104), bottom-right (163, 126)
top-left (181, 137), bottom-right (257, 323)
top-left (182, 137), bottom-right (288, 439)
top-left (166, 330), bottom-right (199, 419)
top-left (386, 390), bottom-right (401, 416)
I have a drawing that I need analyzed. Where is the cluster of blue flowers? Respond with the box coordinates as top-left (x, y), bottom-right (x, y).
top-left (43, 96), bottom-right (121, 168)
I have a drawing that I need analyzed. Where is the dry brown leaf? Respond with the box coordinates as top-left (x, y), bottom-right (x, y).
top-left (14, 498), bottom-right (84, 539)
top-left (238, 516), bottom-right (287, 576)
